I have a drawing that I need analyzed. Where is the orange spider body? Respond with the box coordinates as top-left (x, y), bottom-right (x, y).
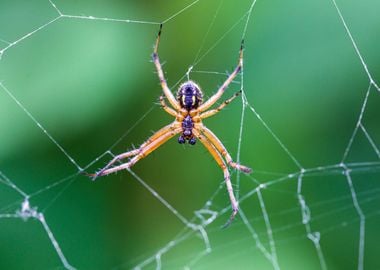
top-left (91, 25), bottom-right (252, 227)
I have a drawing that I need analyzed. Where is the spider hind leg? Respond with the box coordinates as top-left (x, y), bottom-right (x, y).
top-left (94, 126), bottom-right (182, 177)
top-left (198, 125), bottom-right (252, 174)
top-left (229, 162), bottom-right (252, 174)
top-left (91, 123), bottom-right (181, 178)
top-left (192, 129), bottom-right (239, 227)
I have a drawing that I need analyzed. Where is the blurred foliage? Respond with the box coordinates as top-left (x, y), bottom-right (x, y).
top-left (1, 0), bottom-right (380, 269)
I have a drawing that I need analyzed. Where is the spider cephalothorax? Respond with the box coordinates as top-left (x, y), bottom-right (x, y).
top-left (177, 81), bottom-right (203, 110)
top-left (90, 24), bottom-right (251, 228)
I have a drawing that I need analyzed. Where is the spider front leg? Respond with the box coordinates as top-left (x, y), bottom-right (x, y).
top-left (192, 129), bottom-right (239, 228)
top-left (160, 95), bottom-right (177, 117)
top-left (92, 122), bottom-right (181, 179)
top-left (200, 90), bottom-right (242, 119)
top-left (198, 40), bottom-right (244, 112)
top-left (152, 24), bottom-right (180, 110)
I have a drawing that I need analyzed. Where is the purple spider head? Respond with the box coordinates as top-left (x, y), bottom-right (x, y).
top-left (177, 81), bottom-right (203, 110)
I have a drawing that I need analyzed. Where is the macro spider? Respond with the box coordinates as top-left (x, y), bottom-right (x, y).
top-left (91, 25), bottom-right (252, 226)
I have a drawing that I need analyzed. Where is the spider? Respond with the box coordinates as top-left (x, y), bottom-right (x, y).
top-left (91, 24), bottom-right (252, 227)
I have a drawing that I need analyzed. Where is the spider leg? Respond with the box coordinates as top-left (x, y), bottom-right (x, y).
top-left (198, 40), bottom-right (244, 112)
top-left (192, 129), bottom-right (239, 228)
top-left (90, 149), bottom-right (140, 179)
top-left (196, 124), bottom-right (252, 173)
top-left (199, 90), bottom-right (241, 119)
top-left (95, 126), bottom-right (182, 177)
top-left (160, 95), bottom-right (177, 117)
top-left (152, 24), bottom-right (180, 110)
top-left (92, 122), bottom-right (181, 178)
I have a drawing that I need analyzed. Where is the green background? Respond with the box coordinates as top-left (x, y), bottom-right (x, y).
top-left (1, 0), bottom-right (380, 269)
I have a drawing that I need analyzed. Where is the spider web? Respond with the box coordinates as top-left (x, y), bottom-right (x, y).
top-left (1, 0), bottom-right (380, 269)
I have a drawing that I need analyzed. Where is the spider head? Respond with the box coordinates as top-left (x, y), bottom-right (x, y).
top-left (177, 81), bottom-right (203, 110)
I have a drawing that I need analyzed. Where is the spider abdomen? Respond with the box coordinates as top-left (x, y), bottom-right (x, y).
top-left (178, 115), bottom-right (196, 145)
top-left (182, 115), bottom-right (194, 129)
